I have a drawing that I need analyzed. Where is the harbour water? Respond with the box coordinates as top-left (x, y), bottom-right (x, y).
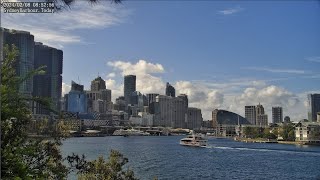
top-left (61, 136), bottom-right (320, 180)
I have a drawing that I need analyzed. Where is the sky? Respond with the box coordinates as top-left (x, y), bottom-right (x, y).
top-left (1, 0), bottom-right (320, 121)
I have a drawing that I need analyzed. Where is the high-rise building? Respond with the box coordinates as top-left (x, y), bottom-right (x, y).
top-left (154, 95), bottom-right (186, 128)
top-left (177, 94), bottom-right (188, 110)
top-left (256, 114), bottom-right (268, 127)
top-left (87, 76), bottom-right (111, 113)
top-left (32, 42), bottom-right (63, 114)
top-left (308, 94), bottom-right (320, 122)
top-left (2, 28), bottom-right (34, 96)
top-left (124, 75), bottom-right (136, 105)
top-left (130, 91), bottom-right (144, 112)
top-left (186, 107), bottom-right (203, 130)
top-left (245, 106), bottom-right (256, 125)
top-left (272, 107), bottom-right (283, 124)
top-left (67, 81), bottom-right (87, 113)
top-left (256, 103), bottom-right (267, 126)
top-left (256, 103), bottom-right (265, 116)
top-left (146, 93), bottom-right (159, 106)
top-left (165, 82), bottom-right (175, 97)
top-left (91, 76), bottom-right (106, 91)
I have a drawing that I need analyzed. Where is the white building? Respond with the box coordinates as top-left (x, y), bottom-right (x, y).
top-left (295, 121), bottom-right (320, 143)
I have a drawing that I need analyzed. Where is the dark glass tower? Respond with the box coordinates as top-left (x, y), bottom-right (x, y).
top-left (33, 42), bottom-right (63, 114)
top-left (165, 82), bottom-right (175, 97)
top-left (2, 28), bottom-right (35, 96)
top-left (308, 94), bottom-right (320, 122)
top-left (124, 75), bottom-right (136, 105)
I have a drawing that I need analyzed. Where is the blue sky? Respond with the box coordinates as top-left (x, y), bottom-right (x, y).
top-left (2, 0), bottom-right (320, 120)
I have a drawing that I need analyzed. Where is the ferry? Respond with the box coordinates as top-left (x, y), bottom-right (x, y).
top-left (180, 134), bottom-right (208, 147)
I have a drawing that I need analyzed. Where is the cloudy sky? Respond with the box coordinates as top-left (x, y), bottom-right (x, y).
top-left (2, 0), bottom-right (320, 121)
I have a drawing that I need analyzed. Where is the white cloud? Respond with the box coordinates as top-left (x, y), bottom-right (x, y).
top-left (62, 82), bottom-right (71, 96)
top-left (2, 1), bottom-right (129, 48)
top-left (305, 56), bottom-right (320, 63)
top-left (244, 67), bottom-right (306, 74)
top-left (107, 60), bottom-right (165, 76)
top-left (219, 6), bottom-right (244, 15)
top-left (107, 72), bottom-right (116, 78)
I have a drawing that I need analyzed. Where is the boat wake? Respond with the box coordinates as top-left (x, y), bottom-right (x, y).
top-left (206, 145), bottom-right (320, 156)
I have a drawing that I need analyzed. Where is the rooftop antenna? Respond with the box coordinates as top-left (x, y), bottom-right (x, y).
top-left (98, 72), bottom-right (100, 77)
top-left (78, 76), bottom-right (81, 84)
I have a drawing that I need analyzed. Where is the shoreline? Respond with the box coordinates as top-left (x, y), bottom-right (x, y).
top-left (234, 137), bottom-right (320, 146)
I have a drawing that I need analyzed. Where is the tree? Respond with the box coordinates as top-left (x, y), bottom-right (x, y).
top-left (67, 150), bottom-right (137, 180)
top-left (1, 44), bottom-right (68, 179)
top-left (280, 123), bottom-right (295, 141)
top-left (1, 44), bottom-right (137, 179)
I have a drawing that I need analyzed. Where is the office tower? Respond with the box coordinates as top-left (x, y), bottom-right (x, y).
top-left (124, 75), bottom-right (136, 105)
top-left (308, 94), bottom-right (320, 122)
top-left (32, 42), bottom-right (63, 114)
top-left (87, 76), bottom-right (111, 113)
top-left (114, 96), bottom-right (126, 111)
top-left (2, 28), bottom-right (34, 96)
top-left (67, 81), bottom-right (87, 113)
top-left (155, 95), bottom-right (186, 128)
top-left (178, 94), bottom-right (188, 109)
top-left (186, 107), bottom-right (203, 130)
top-left (130, 91), bottom-right (144, 112)
top-left (146, 93), bottom-right (159, 106)
top-left (245, 106), bottom-right (256, 125)
top-left (272, 107), bottom-right (283, 124)
top-left (256, 103), bottom-right (265, 116)
top-left (165, 82), bottom-right (175, 97)
top-left (256, 114), bottom-right (268, 127)
top-left (91, 76), bottom-right (106, 91)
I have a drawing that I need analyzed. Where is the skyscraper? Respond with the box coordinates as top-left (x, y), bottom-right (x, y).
top-left (91, 76), bottom-right (106, 91)
top-left (32, 42), bottom-right (63, 114)
top-left (124, 75), bottom-right (136, 105)
top-left (2, 28), bottom-right (34, 96)
top-left (87, 76), bottom-right (111, 113)
top-left (272, 107), bottom-right (283, 124)
top-left (67, 81), bottom-right (87, 113)
top-left (146, 93), bottom-right (159, 106)
top-left (165, 82), bottom-right (175, 97)
top-left (177, 94), bottom-right (188, 110)
top-left (256, 103), bottom-right (265, 116)
top-left (308, 94), bottom-right (320, 122)
top-left (256, 103), bottom-right (267, 126)
top-left (245, 106), bottom-right (256, 125)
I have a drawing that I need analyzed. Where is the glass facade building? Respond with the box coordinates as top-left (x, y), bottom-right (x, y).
top-left (308, 94), bottom-right (320, 122)
top-left (2, 28), bottom-right (34, 96)
top-left (33, 42), bottom-right (63, 114)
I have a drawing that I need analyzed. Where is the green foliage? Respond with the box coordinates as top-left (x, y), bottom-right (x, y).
top-left (243, 126), bottom-right (277, 139)
top-left (67, 150), bottom-right (137, 180)
top-left (280, 123), bottom-right (295, 141)
top-left (1, 44), bottom-right (138, 179)
top-left (1, 44), bottom-right (68, 179)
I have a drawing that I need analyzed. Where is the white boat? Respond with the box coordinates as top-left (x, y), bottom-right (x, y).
top-left (180, 134), bottom-right (208, 147)
top-left (113, 129), bottom-right (150, 136)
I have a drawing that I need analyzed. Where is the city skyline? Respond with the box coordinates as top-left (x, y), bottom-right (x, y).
top-left (2, 1), bottom-right (320, 120)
